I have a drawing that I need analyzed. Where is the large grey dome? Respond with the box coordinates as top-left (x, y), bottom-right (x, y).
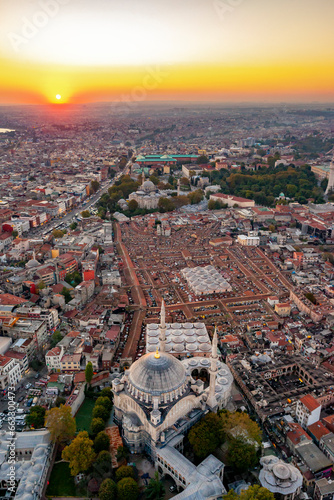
top-left (128, 351), bottom-right (186, 396)
top-left (142, 180), bottom-right (156, 192)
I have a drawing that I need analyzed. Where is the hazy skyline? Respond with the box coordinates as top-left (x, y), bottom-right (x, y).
top-left (1, 0), bottom-right (334, 104)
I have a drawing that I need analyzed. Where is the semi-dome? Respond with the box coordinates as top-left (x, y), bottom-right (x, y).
top-left (128, 351), bottom-right (186, 396)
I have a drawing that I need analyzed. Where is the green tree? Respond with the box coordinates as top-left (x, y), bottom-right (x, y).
top-left (172, 195), bottom-right (190, 209)
top-left (223, 485), bottom-right (274, 499)
top-left (70, 222), bottom-right (78, 230)
top-left (91, 180), bottom-right (100, 193)
top-left (85, 361), bottom-right (93, 385)
top-left (91, 417), bottom-right (106, 436)
top-left (227, 438), bottom-right (258, 472)
top-left (180, 176), bottom-right (190, 185)
top-left (54, 396), bottom-right (66, 407)
top-left (36, 281), bottom-right (46, 290)
top-left (158, 197), bottom-right (175, 212)
top-left (188, 412), bottom-right (224, 459)
top-left (61, 287), bottom-right (72, 304)
top-left (12, 230), bottom-right (18, 238)
top-left (50, 330), bottom-right (62, 348)
top-left (117, 477), bottom-right (139, 500)
top-left (305, 292), bottom-right (317, 304)
top-left (94, 431), bottom-right (110, 453)
top-left (219, 410), bottom-right (262, 445)
top-left (187, 189), bottom-right (204, 205)
top-left (99, 478), bottom-right (117, 500)
top-left (95, 396), bottom-right (112, 412)
top-left (53, 229), bottom-right (65, 238)
top-left (26, 406), bottom-right (46, 429)
top-left (116, 465), bottom-right (135, 481)
top-left (81, 210), bottom-right (91, 218)
top-left (208, 199), bottom-right (217, 210)
top-left (128, 199), bottom-right (138, 212)
top-left (116, 445), bottom-right (129, 465)
top-left (197, 155), bottom-right (209, 164)
top-left (62, 431), bottom-right (96, 476)
top-left (92, 405), bottom-right (110, 422)
top-left (145, 471), bottom-right (165, 500)
top-left (100, 387), bottom-right (113, 400)
top-left (149, 175), bottom-right (159, 185)
top-left (65, 271), bottom-right (82, 287)
top-left (96, 450), bottom-right (111, 465)
top-left (45, 405), bottom-right (76, 443)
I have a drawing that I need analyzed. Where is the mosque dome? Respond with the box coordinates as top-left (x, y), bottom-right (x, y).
top-left (26, 252), bottom-right (40, 269)
top-left (128, 351), bottom-right (186, 396)
top-left (142, 180), bottom-right (156, 193)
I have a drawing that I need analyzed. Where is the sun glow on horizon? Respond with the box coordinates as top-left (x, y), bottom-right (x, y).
top-left (0, 0), bottom-right (334, 104)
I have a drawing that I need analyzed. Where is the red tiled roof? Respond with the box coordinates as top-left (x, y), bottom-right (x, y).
top-left (308, 421), bottom-right (330, 441)
top-left (74, 372), bottom-right (86, 383)
top-left (0, 294), bottom-right (27, 305)
top-left (287, 422), bottom-right (312, 445)
top-left (46, 346), bottom-right (61, 357)
top-left (300, 394), bottom-right (320, 412)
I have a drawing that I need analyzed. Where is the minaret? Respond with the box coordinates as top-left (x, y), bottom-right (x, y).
top-left (177, 178), bottom-right (181, 196)
top-left (207, 327), bottom-right (218, 409)
top-left (142, 170), bottom-right (145, 186)
top-left (55, 262), bottom-right (60, 284)
top-left (159, 299), bottom-right (166, 353)
top-left (325, 156), bottom-right (334, 196)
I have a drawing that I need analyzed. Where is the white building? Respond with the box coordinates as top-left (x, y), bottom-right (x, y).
top-left (0, 354), bottom-right (22, 390)
top-left (128, 172), bottom-right (161, 209)
top-left (237, 234), bottom-right (260, 246)
top-left (0, 429), bottom-right (54, 500)
top-left (113, 304), bottom-right (233, 498)
top-left (296, 394), bottom-right (321, 429)
top-left (181, 265), bottom-right (232, 295)
top-left (259, 455), bottom-right (302, 499)
top-left (45, 345), bottom-right (64, 372)
top-left (113, 302), bottom-right (233, 457)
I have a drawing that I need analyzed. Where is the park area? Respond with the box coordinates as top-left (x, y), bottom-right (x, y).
top-left (46, 461), bottom-right (76, 497)
top-left (75, 397), bottom-right (95, 432)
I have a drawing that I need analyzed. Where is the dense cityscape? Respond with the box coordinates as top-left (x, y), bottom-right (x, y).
top-left (0, 102), bottom-right (333, 499)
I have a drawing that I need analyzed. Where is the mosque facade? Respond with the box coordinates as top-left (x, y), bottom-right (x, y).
top-left (128, 172), bottom-right (161, 209)
top-left (112, 302), bottom-right (233, 498)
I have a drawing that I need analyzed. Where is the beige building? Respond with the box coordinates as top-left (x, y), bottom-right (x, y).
top-left (60, 353), bottom-right (81, 371)
top-left (237, 234), bottom-right (260, 246)
top-left (275, 302), bottom-right (291, 317)
top-left (210, 193), bottom-right (255, 208)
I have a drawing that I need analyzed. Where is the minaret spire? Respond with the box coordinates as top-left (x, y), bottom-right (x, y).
top-left (207, 326), bottom-right (218, 409)
top-left (177, 178), bottom-right (181, 196)
top-left (142, 170), bottom-right (145, 186)
top-left (159, 299), bottom-right (166, 352)
top-left (325, 156), bottom-right (334, 196)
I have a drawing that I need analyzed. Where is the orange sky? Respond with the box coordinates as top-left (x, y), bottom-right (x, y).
top-left (1, 0), bottom-right (334, 104)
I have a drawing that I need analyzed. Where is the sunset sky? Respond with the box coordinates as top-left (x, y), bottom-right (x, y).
top-left (0, 0), bottom-right (334, 104)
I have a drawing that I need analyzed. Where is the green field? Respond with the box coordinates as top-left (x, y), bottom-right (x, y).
top-left (46, 461), bottom-right (76, 496)
top-left (75, 397), bottom-right (95, 433)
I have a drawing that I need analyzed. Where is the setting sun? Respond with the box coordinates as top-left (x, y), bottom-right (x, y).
top-left (56, 94), bottom-right (61, 100)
